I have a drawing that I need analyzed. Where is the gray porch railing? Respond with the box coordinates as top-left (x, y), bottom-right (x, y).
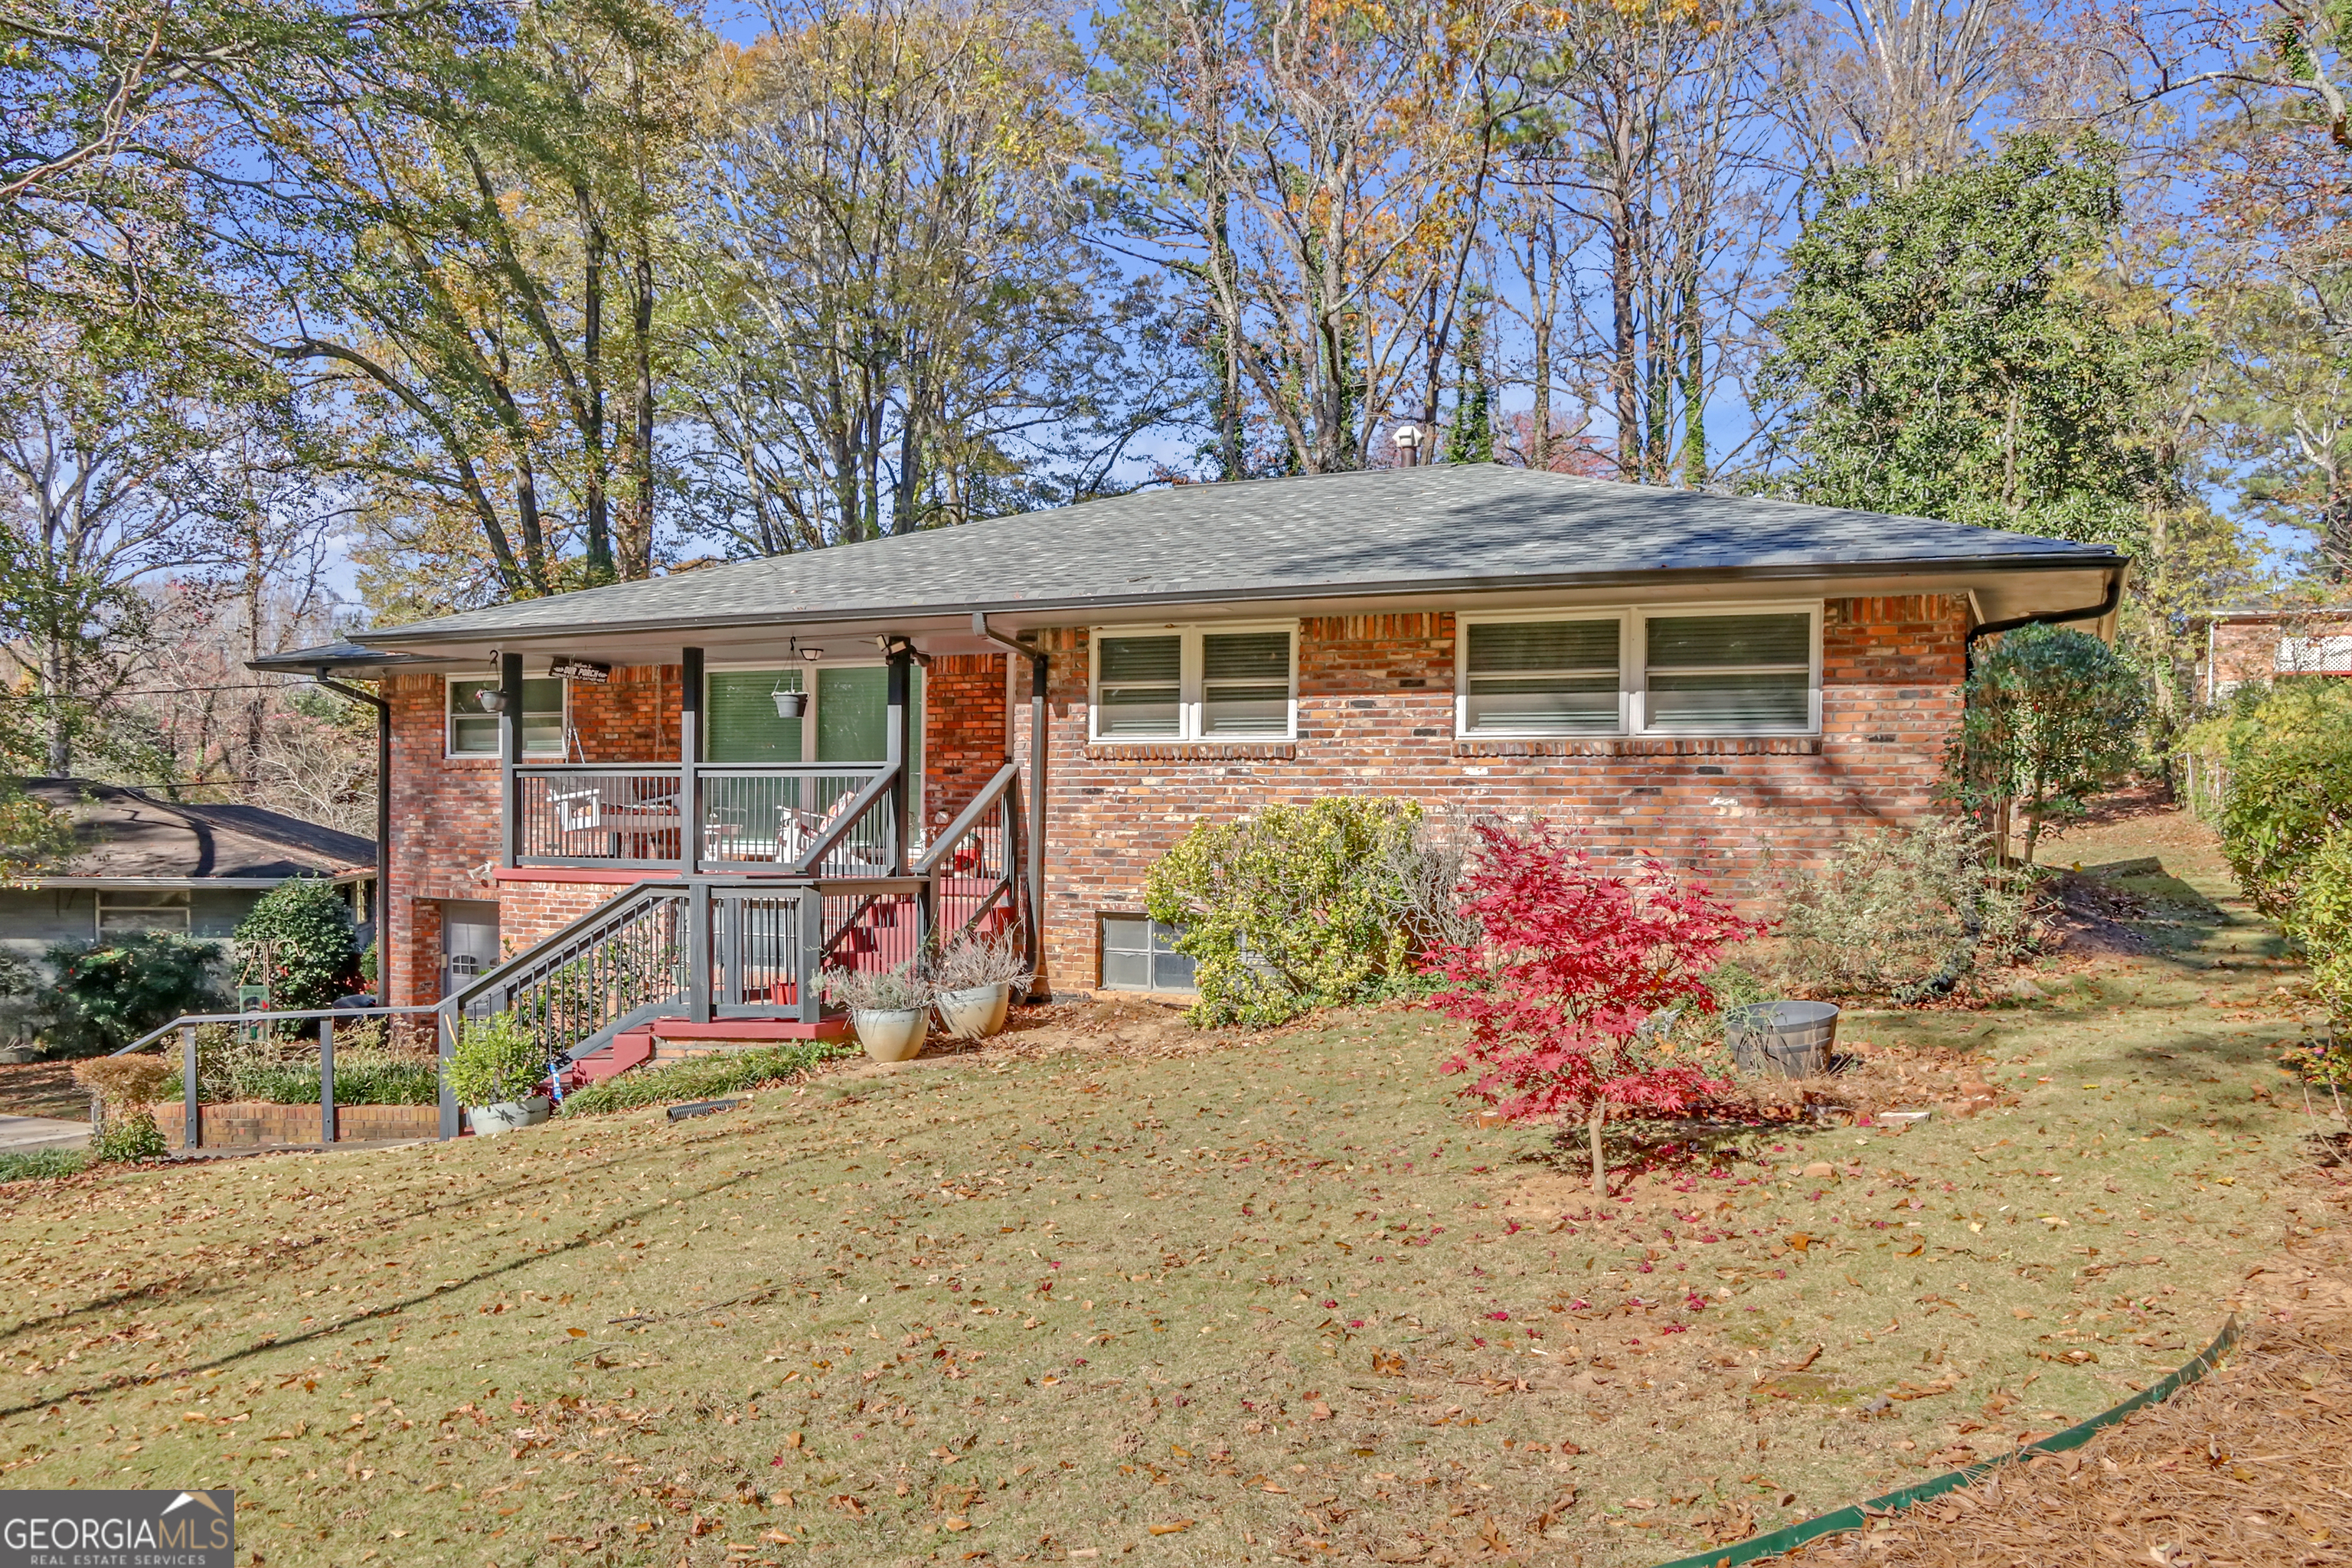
top-left (913, 763), bottom-right (1025, 953)
top-left (110, 1004), bottom-right (444, 1151)
top-left (514, 762), bottom-right (893, 873)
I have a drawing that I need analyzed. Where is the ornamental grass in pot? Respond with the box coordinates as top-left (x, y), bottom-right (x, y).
top-left (446, 1012), bottom-right (553, 1135)
top-left (933, 932), bottom-right (1028, 1040)
top-left (823, 963), bottom-right (934, 1063)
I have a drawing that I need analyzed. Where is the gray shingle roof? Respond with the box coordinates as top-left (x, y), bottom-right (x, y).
top-left (19, 779), bottom-right (375, 881)
top-left (359, 466), bottom-right (2122, 647)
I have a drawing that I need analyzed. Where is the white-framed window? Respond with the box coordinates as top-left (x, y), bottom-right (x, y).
top-left (446, 675), bottom-right (567, 758)
top-left (1089, 624), bottom-right (1297, 743)
top-left (97, 888), bottom-right (191, 936)
top-left (1455, 603), bottom-right (1821, 738)
top-left (1099, 914), bottom-right (1197, 993)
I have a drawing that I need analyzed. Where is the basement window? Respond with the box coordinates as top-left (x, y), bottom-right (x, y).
top-left (1099, 915), bottom-right (1195, 994)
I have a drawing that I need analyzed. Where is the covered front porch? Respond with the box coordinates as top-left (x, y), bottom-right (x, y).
top-left (444, 631), bottom-right (1044, 1076)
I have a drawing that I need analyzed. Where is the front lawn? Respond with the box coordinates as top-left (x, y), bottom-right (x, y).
top-left (0, 808), bottom-right (2323, 1566)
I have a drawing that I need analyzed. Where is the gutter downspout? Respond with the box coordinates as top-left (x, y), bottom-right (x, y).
top-left (1962, 564), bottom-right (2128, 678)
top-left (318, 673), bottom-right (390, 985)
top-left (974, 613), bottom-right (1047, 1001)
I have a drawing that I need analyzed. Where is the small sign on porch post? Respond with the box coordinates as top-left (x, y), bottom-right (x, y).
top-left (550, 657), bottom-right (611, 684)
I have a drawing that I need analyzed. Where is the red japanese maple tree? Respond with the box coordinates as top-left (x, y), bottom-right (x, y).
top-left (1424, 821), bottom-right (1761, 1194)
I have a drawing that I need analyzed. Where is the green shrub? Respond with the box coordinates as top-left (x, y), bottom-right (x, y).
top-left (0, 1148), bottom-right (89, 1183)
top-left (1776, 818), bottom-right (2035, 1001)
top-left (2289, 829), bottom-right (2352, 1024)
top-left (155, 1019), bottom-right (438, 1106)
top-left (42, 933), bottom-right (227, 1057)
top-left (558, 1040), bottom-right (854, 1117)
top-left (1947, 622), bottom-right (2147, 862)
top-left (1144, 797), bottom-right (1429, 1027)
top-left (234, 877), bottom-right (361, 1010)
top-left (445, 1012), bottom-right (550, 1107)
top-left (2188, 680), bottom-right (2352, 919)
top-left (91, 1109), bottom-right (166, 1164)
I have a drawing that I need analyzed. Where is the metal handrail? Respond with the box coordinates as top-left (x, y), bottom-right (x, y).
top-left (113, 1004), bottom-right (443, 1059)
top-left (912, 763), bottom-right (1019, 876)
top-left (786, 765), bottom-right (901, 875)
top-left (107, 1004), bottom-right (445, 1154)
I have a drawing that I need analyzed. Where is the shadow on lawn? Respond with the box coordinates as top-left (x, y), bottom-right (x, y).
top-left (0, 1118), bottom-right (786, 1419)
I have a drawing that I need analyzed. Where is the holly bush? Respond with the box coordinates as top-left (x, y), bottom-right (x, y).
top-left (43, 933), bottom-right (227, 1057)
top-left (234, 876), bottom-right (361, 1010)
top-left (1144, 797), bottom-right (1426, 1027)
top-left (1946, 622), bottom-right (2146, 864)
top-left (1423, 822), bottom-right (1759, 1195)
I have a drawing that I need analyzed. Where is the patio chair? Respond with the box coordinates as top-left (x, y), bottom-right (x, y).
top-left (780, 791), bottom-right (869, 869)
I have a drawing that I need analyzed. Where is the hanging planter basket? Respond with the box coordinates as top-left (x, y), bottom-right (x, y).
top-left (773, 689), bottom-right (806, 719)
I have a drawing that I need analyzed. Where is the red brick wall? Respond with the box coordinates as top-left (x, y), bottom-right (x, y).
top-left (384, 672), bottom-right (499, 1010)
top-left (382, 600), bottom-right (1965, 1004)
top-left (1016, 595), bottom-right (1969, 994)
top-left (923, 653), bottom-right (1011, 837)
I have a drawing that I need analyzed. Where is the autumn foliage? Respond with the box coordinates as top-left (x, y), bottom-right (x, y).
top-left (1423, 822), bottom-right (1759, 1193)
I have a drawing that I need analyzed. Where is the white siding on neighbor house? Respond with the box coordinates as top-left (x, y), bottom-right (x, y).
top-left (0, 885), bottom-right (262, 951)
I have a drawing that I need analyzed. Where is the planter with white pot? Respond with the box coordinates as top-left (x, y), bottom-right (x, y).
top-left (853, 1008), bottom-right (931, 1063)
top-left (936, 981), bottom-right (1011, 1041)
top-left (467, 1095), bottom-right (552, 1136)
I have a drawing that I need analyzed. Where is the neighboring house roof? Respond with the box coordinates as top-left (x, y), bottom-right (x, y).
top-left (351, 466), bottom-right (2125, 652)
top-left (247, 639), bottom-right (435, 676)
top-left (15, 779), bottom-right (376, 886)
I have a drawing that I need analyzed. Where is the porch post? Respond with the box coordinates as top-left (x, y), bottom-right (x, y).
top-left (318, 1015), bottom-right (336, 1146)
top-left (688, 879), bottom-right (714, 1025)
top-left (1026, 648), bottom-right (1047, 1000)
top-left (681, 647), bottom-right (704, 876)
top-left (436, 1002), bottom-right (459, 1139)
top-left (795, 887), bottom-right (823, 1024)
top-left (886, 643), bottom-right (911, 875)
top-left (499, 650), bottom-right (523, 867)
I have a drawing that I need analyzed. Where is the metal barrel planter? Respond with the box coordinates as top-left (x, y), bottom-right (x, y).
top-left (1726, 1001), bottom-right (1841, 1079)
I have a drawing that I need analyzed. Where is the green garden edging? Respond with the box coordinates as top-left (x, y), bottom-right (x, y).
top-left (1648, 1314), bottom-right (2242, 1568)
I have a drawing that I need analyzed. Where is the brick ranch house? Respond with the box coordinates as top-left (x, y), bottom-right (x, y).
top-left (261, 466), bottom-right (2123, 1071)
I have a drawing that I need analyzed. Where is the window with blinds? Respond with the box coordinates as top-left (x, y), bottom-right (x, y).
top-left (1463, 619), bottom-right (1621, 734)
top-left (1097, 635), bottom-right (1183, 737)
top-left (1203, 632), bottom-right (1291, 735)
top-left (1642, 612), bottom-right (1813, 730)
top-left (447, 676), bottom-right (566, 757)
top-left (705, 670), bottom-right (802, 763)
top-left (1090, 626), bottom-right (1295, 741)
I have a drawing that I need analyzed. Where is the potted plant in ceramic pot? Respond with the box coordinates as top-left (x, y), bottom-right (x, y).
top-left (823, 963), bottom-right (934, 1063)
top-left (447, 1011), bottom-right (554, 1135)
top-left (933, 931), bottom-right (1028, 1040)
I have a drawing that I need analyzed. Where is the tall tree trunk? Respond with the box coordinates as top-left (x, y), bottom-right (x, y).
top-left (1681, 261), bottom-right (1706, 488)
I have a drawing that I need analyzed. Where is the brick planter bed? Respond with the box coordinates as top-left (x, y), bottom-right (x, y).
top-left (150, 1101), bottom-right (441, 1146)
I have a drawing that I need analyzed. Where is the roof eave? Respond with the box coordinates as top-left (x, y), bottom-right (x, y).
top-left (354, 550), bottom-right (2125, 652)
